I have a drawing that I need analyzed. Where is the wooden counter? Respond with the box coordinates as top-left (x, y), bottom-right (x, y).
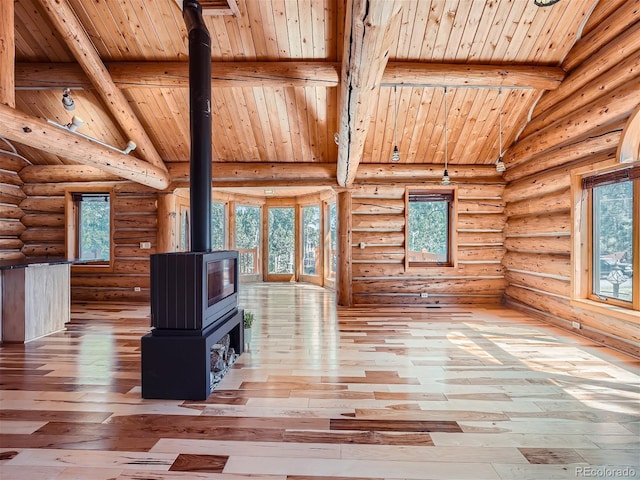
top-left (0, 258), bottom-right (71, 343)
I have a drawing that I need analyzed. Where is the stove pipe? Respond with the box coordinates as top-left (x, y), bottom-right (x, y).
top-left (183, 0), bottom-right (212, 252)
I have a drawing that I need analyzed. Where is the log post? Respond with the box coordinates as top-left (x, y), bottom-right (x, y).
top-left (157, 192), bottom-right (178, 253)
top-left (0, 0), bottom-right (15, 108)
top-left (336, 0), bottom-right (402, 187)
top-left (337, 190), bottom-right (352, 306)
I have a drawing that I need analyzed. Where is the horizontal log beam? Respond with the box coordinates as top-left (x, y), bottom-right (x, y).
top-left (0, 104), bottom-right (170, 190)
top-left (503, 78), bottom-right (640, 169)
top-left (383, 63), bottom-right (564, 90)
top-left (19, 165), bottom-right (122, 183)
top-left (15, 61), bottom-right (565, 90)
top-left (166, 162), bottom-right (504, 186)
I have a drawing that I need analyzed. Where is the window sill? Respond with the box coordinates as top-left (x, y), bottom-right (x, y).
top-left (570, 298), bottom-right (640, 325)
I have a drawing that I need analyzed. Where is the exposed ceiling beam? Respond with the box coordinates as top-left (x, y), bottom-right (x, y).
top-left (35, 0), bottom-right (169, 176)
top-left (336, 0), bottom-right (403, 188)
top-left (165, 162), bottom-right (502, 187)
top-left (0, 0), bottom-right (15, 107)
top-left (0, 104), bottom-right (170, 190)
top-left (15, 61), bottom-right (564, 90)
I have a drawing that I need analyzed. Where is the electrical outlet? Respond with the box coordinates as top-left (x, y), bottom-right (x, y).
top-left (359, 242), bottom-right (366, 249)
top-left (420, 292), bottom-right (429, 298)
top-left (139, 242), bottom-right (151, 249)
top-left (134, 286), bottom-right (141, 292)
top-left (572, 321), bottom-right (581, 329)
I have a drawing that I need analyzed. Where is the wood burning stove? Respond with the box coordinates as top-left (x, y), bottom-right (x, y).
top-left (141, 251), bottom-right (243, 399)
top-left (141, 0), bottom-right (244, 401)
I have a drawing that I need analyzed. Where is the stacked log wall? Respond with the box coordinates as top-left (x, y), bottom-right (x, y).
top-left (0, 153), bottom-right (27, 261)
top-left (502, 1), bottom-right (640, 354)
top-left (19, 166), bottom-right (157, 303)
top-left (350, 182), bottom-right (506, 306)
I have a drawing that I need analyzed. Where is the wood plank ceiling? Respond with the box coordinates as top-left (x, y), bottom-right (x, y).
top-left (8, 0), bottom-right (597, 187)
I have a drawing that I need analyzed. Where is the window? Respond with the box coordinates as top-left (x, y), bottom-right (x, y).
top-left (302, 205), bottom-right (320, 276)
top-left (326, 202), bottom-right (337, 279)
top-left (234, 204), bottom-right (261, 275)
top-left (211, 201), bottom-right (226, 250)
top-left (268, 207), bottom-right (295, 274)
top-left (406, 188), bottom-right (455, 267)
top-left (584, 167), bottom-right (639, 309)
top-left (67, 192), bottom-right (112, 265)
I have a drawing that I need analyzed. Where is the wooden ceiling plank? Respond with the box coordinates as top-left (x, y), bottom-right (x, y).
top-left (336, 0), bottom-right (404, 186)
top-left (443, 1), bottom-right (473, 61)
top-left (402, 87), bottom-right (428, 164)
top-left (241, 87), bottom-right (269, 161)
top-left (322, 86), bottom-right (337, 162)
top-left (36, 0), bottom-right (169, 176)
top-left (140, 1), bottom-right (185, 60)
top-left (532, 0), bottom-right (585, 64)
top-left (211, 88), bottom-right (241, 160)
top-left (453, 0), bottom-right (484, 60)
top-left (72, 0), bottom-right (127, 60)
top-left (427, 1), bottom-right (452, 61)
top-left (158, 88), bottom-right (190, 160)
top-left (285, 1), bottom-right (303, 61)
top-left (15, 0), bottom-right (72, 62)
top-left (107, 1), bottom-right (146, 60)
top-left (0, 104), bottom-right (169, 189)
top-left (415, 1), bottom-right (444, 61)
top-left (413, 87), bottom-right (444, 166)
top-left (466, 1), bottom-right (499, 62)
top-left (488, 0), bottom-right (528, 63)
top-left (238, 87), bottom-right (267, 161)
top-left (250, 87), bottom-right (277, 162)
top-left (363, 85), bottom-right (387, 163)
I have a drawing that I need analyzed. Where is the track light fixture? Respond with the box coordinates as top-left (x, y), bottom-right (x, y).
top-left (61, 88), bottom-right (75, 111)
top-left (496, 89), bottom-right (506, 173)
top-left (123, 140), bottom-right (137, 154)
top-left (391, 86), bottom-right (400, 162)
top-left (441, 87), bottom-right (451, 186)
top-left (67, 115), bottom-right (84, 132)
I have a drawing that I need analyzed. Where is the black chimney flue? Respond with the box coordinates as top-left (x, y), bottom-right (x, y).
top-left (183, 0), bottom-right (212, 252)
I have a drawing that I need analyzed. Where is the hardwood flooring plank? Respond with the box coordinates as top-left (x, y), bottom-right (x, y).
top-left (168, 453), bottom-right (228, 472)
top-left (329, 418), bottom-right (462, 433)
top-left (0, 283), bottom-right (637, 480)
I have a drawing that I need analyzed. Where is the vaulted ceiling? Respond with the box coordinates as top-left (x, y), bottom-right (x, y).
top-left (6, 0), bottom-right (600, 188)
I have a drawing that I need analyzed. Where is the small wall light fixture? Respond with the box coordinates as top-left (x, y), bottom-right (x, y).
top-left (61, 88), bottom-right (75, 111)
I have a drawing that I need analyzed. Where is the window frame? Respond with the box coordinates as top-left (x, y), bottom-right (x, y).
top-left (572, 164), bottom-right (639, 319)
top-left (405, 186), bottom-right (457, 270)
top-left (65, 188), bottom-right (114, 272)
top-left (585, 167), bottom-right (639, 310)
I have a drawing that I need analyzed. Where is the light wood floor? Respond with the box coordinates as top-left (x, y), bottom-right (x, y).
top-left (1, 283), bottom-right (639, 479)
